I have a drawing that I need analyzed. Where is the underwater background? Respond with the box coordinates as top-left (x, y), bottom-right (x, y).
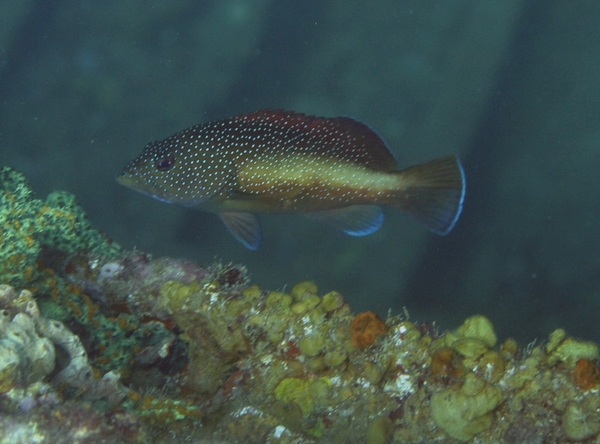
top-left (1, 0), bottom-right (599, 347)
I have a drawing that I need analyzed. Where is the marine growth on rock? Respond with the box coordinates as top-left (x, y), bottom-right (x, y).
top-left (1, 166), bottom-right (600, 443)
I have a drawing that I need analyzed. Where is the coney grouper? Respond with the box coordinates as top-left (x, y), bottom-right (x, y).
top-left (118, 109), bottom-right (466, 250)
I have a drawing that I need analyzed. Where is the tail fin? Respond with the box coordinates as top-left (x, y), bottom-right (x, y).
top-left (394, 155), bottom-right (465, 235)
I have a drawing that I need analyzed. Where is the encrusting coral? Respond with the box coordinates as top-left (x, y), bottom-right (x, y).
top-left (3, 165), bottom-right (600, 442)
top-left (351, 311), bottom-right (389, 348)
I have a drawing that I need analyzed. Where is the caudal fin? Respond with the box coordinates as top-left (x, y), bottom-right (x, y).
top-left (394, 155), bottom-right (465, 235)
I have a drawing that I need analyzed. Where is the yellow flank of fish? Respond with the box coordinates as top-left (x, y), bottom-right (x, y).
top-left (235, 153), bottom-right (404, 211)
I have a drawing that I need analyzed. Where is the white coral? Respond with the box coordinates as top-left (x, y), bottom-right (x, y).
top-left (0, 302), bottom-right (55, 388)
top-left (0, 284), bottom-right (127, 404)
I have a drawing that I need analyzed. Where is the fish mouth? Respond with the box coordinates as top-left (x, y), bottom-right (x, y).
top-left (116, 172), bottom-right (144, 191)
top-left (116, 173), bottom-right (174, 204)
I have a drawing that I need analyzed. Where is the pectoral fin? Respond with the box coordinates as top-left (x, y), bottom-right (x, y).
top-left (219, 212), bottom-right (262, 250)
top-left (307, 205), bottom-right (384, 236)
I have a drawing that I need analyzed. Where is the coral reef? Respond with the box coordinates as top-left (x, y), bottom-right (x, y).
top-left (29, 256), bottom-right (600, 442)
top-left (0, 166), bottom-right (120, 289)
top-left (3, 167), bottom-right (600, 442)
top-left (5, 264), bottom-right (600, 442)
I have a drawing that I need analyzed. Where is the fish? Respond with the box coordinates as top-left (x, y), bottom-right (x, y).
top-left (117, 109), bottom-right (466, 250)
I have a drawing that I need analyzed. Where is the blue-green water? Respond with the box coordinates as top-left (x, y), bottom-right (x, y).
top-left (1, 0), bottom-right (599, 344)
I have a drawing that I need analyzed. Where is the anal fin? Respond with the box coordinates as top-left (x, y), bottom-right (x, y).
top-left (307, 205), bottom-right (384, 236)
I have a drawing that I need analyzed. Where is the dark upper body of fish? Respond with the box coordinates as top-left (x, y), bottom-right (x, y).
top-left (118, 110), bottom-right (465, 249)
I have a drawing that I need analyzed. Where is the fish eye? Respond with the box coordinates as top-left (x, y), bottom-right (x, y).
top-left (156, 156), bottom-right (175, 171)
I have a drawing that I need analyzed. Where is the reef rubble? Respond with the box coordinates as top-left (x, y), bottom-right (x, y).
top-left (1, 166), bottom-right (600, 443)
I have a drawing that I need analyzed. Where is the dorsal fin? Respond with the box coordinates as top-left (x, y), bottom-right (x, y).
top-left (226, 110), bottom-right (398, 171)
